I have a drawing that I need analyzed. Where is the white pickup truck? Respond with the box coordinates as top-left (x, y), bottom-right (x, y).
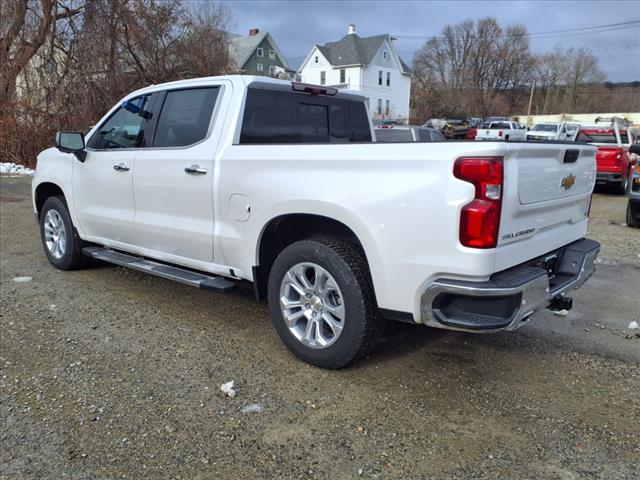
top-left (33, 75), bottom-right (600, 368)
top-left (475, 121), bottom-right (527, 141)
top-left (526, 122), bottom-right (580, 142)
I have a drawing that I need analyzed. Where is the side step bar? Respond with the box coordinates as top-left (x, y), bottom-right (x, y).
top-left (82, 247), bottom-right (235, 293)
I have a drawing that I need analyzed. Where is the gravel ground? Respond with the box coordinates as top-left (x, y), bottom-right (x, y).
top-left (1, 177), bottom-right (639, 479)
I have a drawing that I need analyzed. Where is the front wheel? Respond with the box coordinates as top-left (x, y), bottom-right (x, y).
top-left (39, 196), bottom-right (89, 270)
top-left (267, 238), bottom-right (380, 369)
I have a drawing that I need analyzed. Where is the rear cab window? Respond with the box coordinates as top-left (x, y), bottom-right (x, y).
top-left (239, 85), bottom-right (372, 144)
top-left (489, 122), bottom-right (512, 130)
top-left (577, 130), bottom-right (629, 144)
top-left (375, 129), bottom-right (414, 142)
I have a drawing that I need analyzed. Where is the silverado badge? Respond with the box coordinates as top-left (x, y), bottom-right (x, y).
top-left (561, 174), bottom-right (576, 190)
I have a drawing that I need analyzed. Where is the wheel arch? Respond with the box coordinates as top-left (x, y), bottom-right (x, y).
top-left (34, 182), bottom-right (66, 218)
top-left (253, 213), bottom-right (378, 302)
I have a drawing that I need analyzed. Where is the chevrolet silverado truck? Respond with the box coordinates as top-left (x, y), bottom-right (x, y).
top-left (576, 120), bottom-right (637, 194)
top-left (33, 75), bottom-right (600, 368)
top-left (475, 120), bottom-right (527, 141)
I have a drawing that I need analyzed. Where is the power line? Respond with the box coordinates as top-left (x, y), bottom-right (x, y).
top-left (392, 19), bottom-right (640, 39)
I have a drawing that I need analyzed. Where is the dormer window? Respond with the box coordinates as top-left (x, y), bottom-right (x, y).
top-left (314, 56), bottom-right (319, 63)
top-left (383, 50), bottom-right (387, 59)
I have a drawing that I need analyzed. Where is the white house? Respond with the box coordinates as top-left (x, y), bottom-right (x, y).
top-left (299, 24), bottom-right (412, 123)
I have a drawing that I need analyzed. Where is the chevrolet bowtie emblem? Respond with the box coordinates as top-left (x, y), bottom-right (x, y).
top-left (561, 174), bottom-right (576, 190)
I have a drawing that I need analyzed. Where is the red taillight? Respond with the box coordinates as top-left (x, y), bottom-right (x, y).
top-left (454, 157), bottom-right (504, 248)
top-left (498, 131), bottom-right (503, 137)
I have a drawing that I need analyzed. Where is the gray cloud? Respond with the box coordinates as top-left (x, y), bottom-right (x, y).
top-left (220, 0), bottom-right (640, 82)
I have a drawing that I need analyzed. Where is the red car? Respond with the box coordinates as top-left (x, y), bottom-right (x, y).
top-left (576, 128), bottom-right (637, 194)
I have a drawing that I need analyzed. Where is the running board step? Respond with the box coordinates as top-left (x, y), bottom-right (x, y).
top-left (82, 247), bottom-right (235, 292)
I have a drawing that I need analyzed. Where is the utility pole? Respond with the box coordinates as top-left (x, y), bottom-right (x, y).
top-left (527, 80), bottom-right (536, 127)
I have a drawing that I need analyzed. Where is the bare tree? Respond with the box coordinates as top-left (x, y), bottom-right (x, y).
top-left (413, 17), bottom-right (534, 117)
top-left (0, 0), bottom-right (232, 164)
top-left (0, 0), bottom-right (83, 110)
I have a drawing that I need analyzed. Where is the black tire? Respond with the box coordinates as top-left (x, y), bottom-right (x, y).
top-left (267, 238), bottom-right (381, 369)
top-left (39, 196), bottom-right (89, 270)
top-left (627, 202), bottom-right (639, 228)
top-left (615, 174), bottom-right (630, 195)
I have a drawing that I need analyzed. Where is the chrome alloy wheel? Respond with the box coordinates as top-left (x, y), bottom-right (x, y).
top-left (44, 209), bottom-right (67, 259)
top-left (279, 262), bottom-right (346, 349)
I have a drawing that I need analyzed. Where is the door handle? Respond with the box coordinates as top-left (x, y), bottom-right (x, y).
top-left (113, 163), bottom-right (130, 172)
top-left (185, 165), bottom-right (207, 175)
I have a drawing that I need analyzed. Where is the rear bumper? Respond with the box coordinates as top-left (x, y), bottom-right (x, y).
top-left (596, 172), bottom-right (624, 184)
top-left (420, 239), bottom-right (600, 332)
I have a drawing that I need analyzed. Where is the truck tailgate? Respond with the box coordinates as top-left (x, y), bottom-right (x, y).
top-left (497, 143), bottom-right (596, 267)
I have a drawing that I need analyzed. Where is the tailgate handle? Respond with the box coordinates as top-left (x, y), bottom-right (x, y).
top-left (564, 150), bottom-right (579, 163)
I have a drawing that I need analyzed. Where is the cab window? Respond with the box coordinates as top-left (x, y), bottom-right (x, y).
top-left (153, 87), bottom-right (220, 148)
top-left (91, 95), bottom-right (152, 149)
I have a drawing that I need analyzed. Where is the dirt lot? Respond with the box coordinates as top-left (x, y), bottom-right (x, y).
top-left (1, 176), bottom-right (639, 479)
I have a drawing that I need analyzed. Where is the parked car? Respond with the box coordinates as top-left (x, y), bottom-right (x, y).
top-left (627, 144), bottom-right (640, 227)
top-left (527, 122), bottom-right (571, 141)
top-left (375, 125), bottom-right (446, 142)
top-left (467, 117), bottom-right (483, 128)
top-left (475, 121), bottom-right (527, 141)
top-left (576, 121), bottom-right (637, 194)
top-left (33, 75), bottom-right (600, 369)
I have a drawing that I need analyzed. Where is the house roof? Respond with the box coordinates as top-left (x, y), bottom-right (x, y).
top-left (228, 31), bottom-right (290, 70)
top-left (314, 33), bottom-right (411, 74)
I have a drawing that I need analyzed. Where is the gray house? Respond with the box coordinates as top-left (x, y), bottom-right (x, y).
top-left (228, 29), bottom-right (293, 78)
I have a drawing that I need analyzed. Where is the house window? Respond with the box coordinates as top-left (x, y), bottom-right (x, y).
top-left (385, 100), bottom-right (390, 116)
top-left (386, 72), bottom-right (390, 87)
top-left (378, 70), bottom-right (382, 86)
top-left (377, 98), bottom-right (382, 115)
top-left (340, 69), bottom-right (345, 84)
top-left (314, 56), bottom-right (319, 63)
top-left (257, 63), bottom-right (263, 72)
top-left (320, 71), bottom-right (326, 85)
top-left (383, 50), bottom-right (387, 59)
top-left (269, 49), bottom-right (275, 59)
top-left (257, 48), bottom-right (264, 57)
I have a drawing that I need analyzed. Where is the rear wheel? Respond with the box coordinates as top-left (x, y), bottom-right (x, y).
top-left (615, 173), bottom-right (630, 195)
top-left (627, 202), bottom-right (639, 228)
top-left (267, 238), bottom-right (380, 369)
top-left (39, 196), bottom-right (89, 270)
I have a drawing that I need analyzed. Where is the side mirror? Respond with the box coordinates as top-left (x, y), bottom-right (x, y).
top-left (55, 131), bottom-right (87, 162)
top-left (629, 144), bottom-right (640, 155)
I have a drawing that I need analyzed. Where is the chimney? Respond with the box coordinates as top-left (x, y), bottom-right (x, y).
top-left (347, 24), bottom-right (356, 35)
top-left (249, 28), bottom-right (259, 36)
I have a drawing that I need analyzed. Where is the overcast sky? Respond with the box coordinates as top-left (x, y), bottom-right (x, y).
top-left (219, 0), bottom-right (640, 82)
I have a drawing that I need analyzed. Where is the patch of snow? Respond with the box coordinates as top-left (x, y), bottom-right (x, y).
top-left (552, 309), bottom-right (569, 316)
top-left (241, 403), bottom-right (263, 414)
top-left (220, 380), bottom-right (236, 398)
top-left (13, 276), bottom-right (33, 283)
top-left (629, 321), bottom-right (639, 330)
top-left (0, 163), bottom-right (35, 175)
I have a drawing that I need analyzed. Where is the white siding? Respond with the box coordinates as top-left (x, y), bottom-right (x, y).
top-left (299, 39), bottom-right (411, 122)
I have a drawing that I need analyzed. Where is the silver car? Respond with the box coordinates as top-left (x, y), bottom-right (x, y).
top-left (375, 126), bottom-right (446, 143)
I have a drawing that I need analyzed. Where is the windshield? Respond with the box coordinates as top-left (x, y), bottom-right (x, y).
top-left (532, 124), bottom-right (558, 132)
